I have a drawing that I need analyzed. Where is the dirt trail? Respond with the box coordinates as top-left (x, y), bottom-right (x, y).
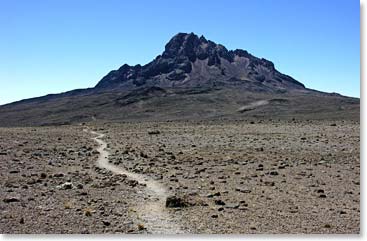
top-left (238, 100), bottom-right (269, 112)
top-left (86, 128), bottom-right (183, 234)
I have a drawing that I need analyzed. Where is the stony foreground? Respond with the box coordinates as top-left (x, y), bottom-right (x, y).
top-left (0, 120), bottom-right (360, 233)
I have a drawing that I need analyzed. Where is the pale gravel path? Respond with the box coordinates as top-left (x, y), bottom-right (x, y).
top-left (86, 128), bottom-right (184, 234)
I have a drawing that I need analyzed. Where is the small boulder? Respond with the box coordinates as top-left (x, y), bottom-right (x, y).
top-left (148, 130), bottom-right (160, 135)
top-left (53, 173), bottom-right (65, 178)
top-left (57, 182), bottom-right (74, 190)
top-left (165, 196), bottom-right (189, 208)
top-left (214, 200), bottom-right (226, 206)
top-left (207, 192), bottom-right (221, 198)
top-left (102, 220), bottom-right (111, 226)
top-left (3, 197), bottom-right (20, 203)
top-left (269, 171), bottom-right (279, 176)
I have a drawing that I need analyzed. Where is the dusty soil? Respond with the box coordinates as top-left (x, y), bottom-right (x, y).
top-left (0, 120), bottom-right (360, 234)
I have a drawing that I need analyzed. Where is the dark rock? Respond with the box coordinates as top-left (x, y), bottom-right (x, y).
top-left (165, 196), bottom-right (189, 208)
top-left (3, 197), bottom-right (20, 203)
top-left (53, 173), bottom-right (65, 178)
top-left (102, 220), bottom-right (111, 226)
top-left (207, 192), bottom-right (221, 198)
top-left (127, 180), bottom-right (139, 187)
top-left (264, 181), bottom-right (275, 186)
top-left (208, 54), bottom-right (221, 66)
top-left (148, 130), bottom-right (160, 135)
top-left (57, 182), bottom-right (74, 190)
top-left (269, 171), bottom-right (279, 176)
top-left (214, 200), bottom-right (226, 206)
top-left (140, 152), bottom-right (148, 158)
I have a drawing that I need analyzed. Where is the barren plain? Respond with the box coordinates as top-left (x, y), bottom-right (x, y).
top-left (0, 119), bottom-right (360, 234)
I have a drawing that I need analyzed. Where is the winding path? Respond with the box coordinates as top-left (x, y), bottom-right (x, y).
top-left (86, 128), bottom-right (183, 234)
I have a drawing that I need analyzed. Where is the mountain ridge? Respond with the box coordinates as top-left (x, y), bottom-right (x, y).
top-left (95, 32), bottom-right (305, 91)
top-left (0, 32), bottom-right (359, 126)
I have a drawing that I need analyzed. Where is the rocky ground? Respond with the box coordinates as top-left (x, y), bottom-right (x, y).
top-left (0, 119), bottom-right (360, 234)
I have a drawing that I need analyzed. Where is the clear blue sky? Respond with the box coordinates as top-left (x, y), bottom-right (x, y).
top-left (0, 0), bottom-right (360, 104)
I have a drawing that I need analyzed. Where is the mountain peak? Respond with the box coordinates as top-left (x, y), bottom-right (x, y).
top-left (95, 32), bottom-right (305, 90)
top-left (162, 32), bottom-right (230, 62)
top-left (163, 32), bottom-right (205, 60)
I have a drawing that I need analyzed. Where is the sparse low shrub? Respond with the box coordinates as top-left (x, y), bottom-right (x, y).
top-left (64, 201), bottom-right (72, 209)
top-left (84, 207), bottom-right (94, 216)
top-left (138, 224), bottom-right (145, 230)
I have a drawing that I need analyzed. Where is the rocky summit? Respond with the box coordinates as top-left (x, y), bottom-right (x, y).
top-left (95, 32), bottom-right (304, 91)
top-left (0, 32), bottom-right (359, 126)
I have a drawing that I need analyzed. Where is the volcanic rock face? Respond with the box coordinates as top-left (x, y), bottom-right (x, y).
top-left (95, 32), bottom-right (304, 91)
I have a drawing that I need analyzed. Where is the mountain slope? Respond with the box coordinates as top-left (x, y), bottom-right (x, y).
top-left (0, 33), bottom-right (359, 126)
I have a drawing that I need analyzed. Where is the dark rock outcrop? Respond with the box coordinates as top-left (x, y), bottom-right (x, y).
top-left (95, 32), bottom-right (305, 91)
